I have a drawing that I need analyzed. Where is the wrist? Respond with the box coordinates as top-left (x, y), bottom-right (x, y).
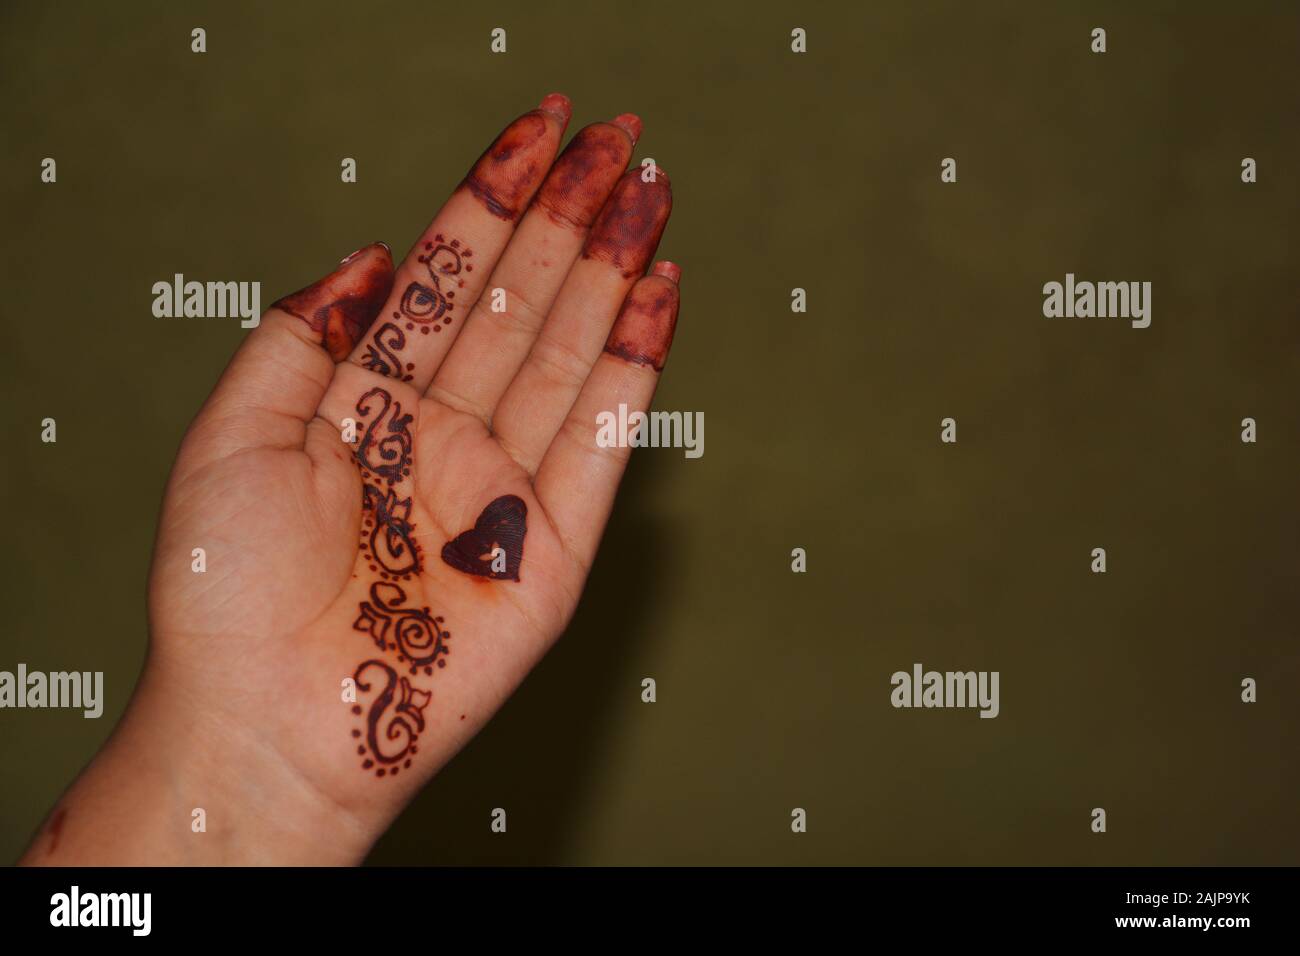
top-left (24, 655), bottom-right (378, 866)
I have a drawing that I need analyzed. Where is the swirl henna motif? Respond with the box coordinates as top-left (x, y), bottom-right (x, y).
top-left (354, 582), bottom-right (451, 675)
top-left (388, 233), bottom-right (473, 337)
top-left (354, 387), bottom-right (413, 485)
top-left (399, 281), bottom-right (448, 323)
top-left (361, 322), bottom-right (415, 382)
top-left (350, 660), bottom-right (430, 777)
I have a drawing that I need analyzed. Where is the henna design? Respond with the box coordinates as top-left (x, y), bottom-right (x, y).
top-left (361, 322), bottom-right (414, 382)
top-left (360, 484), bottom-right (420, 578)
top-left (419, 238), bottom-right (467, 284)
top-left (387, 234), bottom-right (474, 338)
top-left (351, 660), bottom-right (429, 777)
top-left (346, 385), bottom-right (454, 777)
top-left (362, 235), bottom-right (474, 389)
top-left (441, 495), bottom-right (527, 582)
top-left (354, 582), bottom-right (451, 674)
top-left (354, 388), bottom-right (412, 485)
top-left (399, 281), bottom-right (449, 323)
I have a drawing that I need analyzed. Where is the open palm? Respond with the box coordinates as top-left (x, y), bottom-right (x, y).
top-left (144, 94), bottom-right (679, 841)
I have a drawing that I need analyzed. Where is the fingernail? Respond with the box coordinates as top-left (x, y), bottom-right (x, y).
top-left (651, 260), bottom-right (681, 284)
top-left (538, 92), bottom-right (572, 124)
top-left (340, 242), bottom-right (390, 266)
top-left (610, 113), bottom-right (642, 145)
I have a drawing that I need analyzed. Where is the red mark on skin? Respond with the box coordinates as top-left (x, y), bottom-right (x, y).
top-left (582, 168), bottom-right (673, 278)
top-left (460, 98), bottom-right (567, 222)
top-left (273, 243), bottom-right (395, 361)
top-left (535, 121), bottom-right (637, 230)
top-left (603, 267), bottom-right (681, 372)
top-left (47, 808), bottom-right (67, 855)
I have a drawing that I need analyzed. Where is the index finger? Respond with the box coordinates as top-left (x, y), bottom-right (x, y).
top-left (347, 93), bottom-right (572, 391)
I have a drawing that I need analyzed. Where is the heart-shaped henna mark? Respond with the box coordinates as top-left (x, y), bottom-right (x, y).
top-left (440, 495), bottom-right (527, 582)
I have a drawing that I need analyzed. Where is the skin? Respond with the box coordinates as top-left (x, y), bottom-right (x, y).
top-left (20, 93), bottom-right (681, 865)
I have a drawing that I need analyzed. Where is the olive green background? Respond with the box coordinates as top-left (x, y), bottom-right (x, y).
top-left (2, 0), bottom-right (1297, 865)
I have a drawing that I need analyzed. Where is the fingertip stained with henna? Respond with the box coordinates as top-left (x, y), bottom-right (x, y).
top-left (535, 122), bottom-right (637, 230)
top-left (460, 102), bottom-right (566, 222)
top-left (603, 272), bottom-right (680, 372)
top-left (581, 168), bottom-right (672, 278)
top-left (273, 243), bottom-right (394, 361)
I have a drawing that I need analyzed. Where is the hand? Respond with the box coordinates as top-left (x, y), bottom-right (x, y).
top-left (22, 93), bottom-right (679, 865)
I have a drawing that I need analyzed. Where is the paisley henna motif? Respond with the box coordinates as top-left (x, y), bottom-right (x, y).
top-left (351, 660), bottom-right (429, 777)
top-left (354, 388), bottom-right (412, 485)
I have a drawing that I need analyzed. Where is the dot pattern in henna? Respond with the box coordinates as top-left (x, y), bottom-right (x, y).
top-left (348, 387), bottom-right (446, 778)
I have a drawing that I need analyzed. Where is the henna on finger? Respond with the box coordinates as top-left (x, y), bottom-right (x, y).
top-left (581, 167), bottom-right (673, 278)
top-left (272, 243), bottom-right (394, 360)
top-left (365, 235), bottom-right (476, 383)
top-left (459, 94), bottom-right (570, 222)
top-left (603, 264), bottom-right (682, 372)
top-left (534, 119), bottom-right (639, 230)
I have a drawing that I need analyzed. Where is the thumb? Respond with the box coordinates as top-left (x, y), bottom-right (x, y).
top-left (178, 243), bottom-right (395, 476)
top-left (272, 242), bottom-right (395, 361)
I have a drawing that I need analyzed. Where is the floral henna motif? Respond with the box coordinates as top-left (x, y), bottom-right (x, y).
top-left (353, 582), bottom-right (451, 675)
top-left (360, 484), bottom-right (420, 579)
top-left (348, 386), bottom-right (453, 778)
